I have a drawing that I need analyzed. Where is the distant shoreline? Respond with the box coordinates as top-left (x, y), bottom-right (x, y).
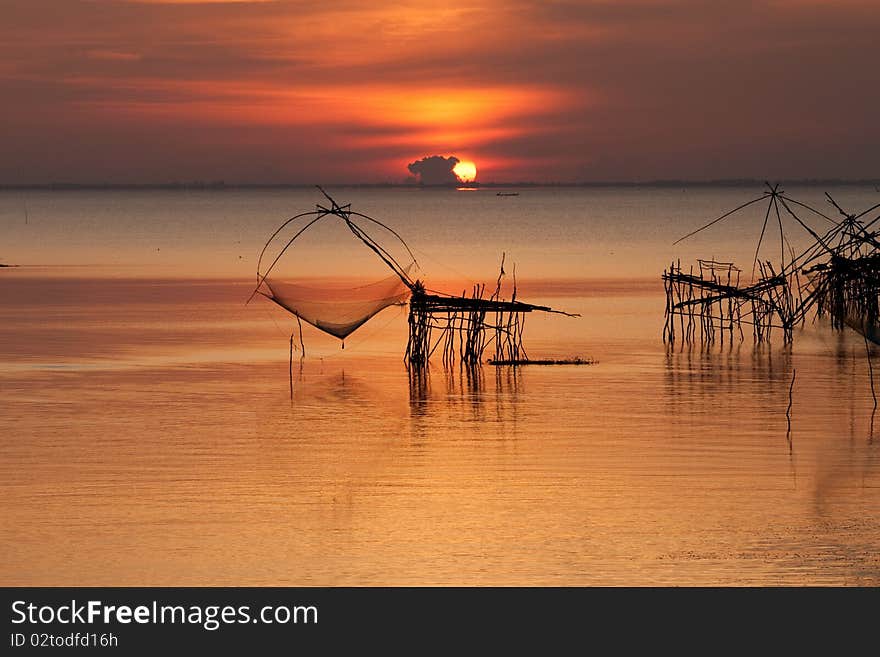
top-left (1, 179), bottom-right (878, 192)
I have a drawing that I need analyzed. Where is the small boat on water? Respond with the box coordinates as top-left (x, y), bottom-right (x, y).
top-left (496, 192), bottom-right (519, 197)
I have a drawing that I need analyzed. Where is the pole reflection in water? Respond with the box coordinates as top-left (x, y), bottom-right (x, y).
top-left (408, 365), bottom-right (523, 433)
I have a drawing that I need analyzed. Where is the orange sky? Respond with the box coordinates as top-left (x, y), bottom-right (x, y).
top-left (1, 0), bottom-right (878, 183)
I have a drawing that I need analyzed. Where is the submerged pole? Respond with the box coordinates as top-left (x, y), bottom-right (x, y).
top-left (289, 333), bottom-right (294, 400)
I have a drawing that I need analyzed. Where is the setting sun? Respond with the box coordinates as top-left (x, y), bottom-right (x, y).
top-left (453, 160), bottom-right (477, 183)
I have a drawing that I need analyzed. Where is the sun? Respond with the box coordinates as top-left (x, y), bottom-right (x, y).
top-left (453, 160), bottom-right (477, 183)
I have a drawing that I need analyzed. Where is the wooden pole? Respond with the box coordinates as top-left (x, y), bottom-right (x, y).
top-left (865, 331), bottom-right (877, 412)
top-left (296, 314), bottom-right (305, 358)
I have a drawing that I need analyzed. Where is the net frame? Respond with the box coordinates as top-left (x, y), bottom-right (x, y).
top-left (248, 187), bottom-right (419, 340)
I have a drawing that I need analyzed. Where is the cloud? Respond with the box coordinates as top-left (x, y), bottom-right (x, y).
top-left (407, 155), bottom-right (460, 185)
top-left (1, 1), bottom-right (879, 183)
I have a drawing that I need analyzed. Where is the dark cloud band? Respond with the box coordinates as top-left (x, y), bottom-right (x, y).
top-left (407, 155), bottom-right (460, 185)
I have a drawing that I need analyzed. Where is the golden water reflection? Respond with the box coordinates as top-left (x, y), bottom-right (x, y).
top-left (2, 274), bottom-right (879, 585)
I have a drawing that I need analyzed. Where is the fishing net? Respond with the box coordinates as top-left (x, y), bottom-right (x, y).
top-left (261, 268), bottom-right (413, 340)
top-left (251, 188), bottom-right (418, 341)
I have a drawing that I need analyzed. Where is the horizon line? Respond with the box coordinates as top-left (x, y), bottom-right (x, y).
top-left (1, 178), bottom-right (879, 191)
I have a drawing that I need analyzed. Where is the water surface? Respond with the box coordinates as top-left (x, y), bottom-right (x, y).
top-left (1, 187), bottom-right (879, 585)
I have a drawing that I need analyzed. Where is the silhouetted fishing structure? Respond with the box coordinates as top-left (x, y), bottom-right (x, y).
top-left (662, 257), bottom-right (800, 344)
top-left (406, 254), bottom-right (577, 368)
top-left (664, 183), bottom-right (880, 419)
top-left (663, 183), bottom-right (880, 347)
top-left (251, 187), bottom-right (575, 370)
top-left (802, 194), bottom-right (880, 343)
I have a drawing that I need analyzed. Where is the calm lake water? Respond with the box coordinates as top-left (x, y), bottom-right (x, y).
top-left (2, 186), bottom-right (879, 585)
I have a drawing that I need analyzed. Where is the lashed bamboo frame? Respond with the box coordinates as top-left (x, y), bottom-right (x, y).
top-left (663, 183), bottom-right (880, 347)
top-left (252, 187), bottom-right (575, 369)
